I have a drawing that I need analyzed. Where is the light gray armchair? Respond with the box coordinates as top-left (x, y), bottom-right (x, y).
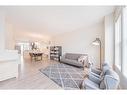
top-left (81, 69), bottom-right (120, 89)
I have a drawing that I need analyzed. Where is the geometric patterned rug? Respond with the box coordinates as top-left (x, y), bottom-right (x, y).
top-left (39, 63), bottom-right (84, 90)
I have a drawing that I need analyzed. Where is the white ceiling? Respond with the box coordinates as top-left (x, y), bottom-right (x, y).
top-left (2, 6), bottom-right (115, 39)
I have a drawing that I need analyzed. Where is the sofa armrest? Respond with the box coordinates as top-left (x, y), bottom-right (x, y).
top-left (61, 54), bottom-right (65, 59)
top-left (104, 75), bottom-right (120, 89)
top-left (60, 55), bottom-right (66, 62)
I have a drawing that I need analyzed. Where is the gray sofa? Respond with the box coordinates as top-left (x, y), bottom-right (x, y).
top-left (60, 53), bottom-right (88, 68)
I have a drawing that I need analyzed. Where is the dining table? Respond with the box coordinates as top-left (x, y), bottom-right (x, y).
top-left (29, 51), bottom-right (43, 61)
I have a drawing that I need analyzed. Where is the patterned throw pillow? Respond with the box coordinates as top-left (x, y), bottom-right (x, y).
top-left (78, 56), bottom-right (88, 64)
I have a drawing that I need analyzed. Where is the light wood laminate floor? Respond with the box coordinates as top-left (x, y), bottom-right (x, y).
top-left (0, 57), bottom-right (62, 89)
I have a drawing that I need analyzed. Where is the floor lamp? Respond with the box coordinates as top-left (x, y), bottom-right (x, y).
top-left (92, 38), bottom-right (102, 69)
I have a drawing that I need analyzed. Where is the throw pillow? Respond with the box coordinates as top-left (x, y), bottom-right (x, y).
top-left (78, 56), bottom-right (88, 64)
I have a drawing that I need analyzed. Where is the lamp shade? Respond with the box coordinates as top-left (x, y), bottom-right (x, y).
top-left (92, 38), bottom-right (101, 46)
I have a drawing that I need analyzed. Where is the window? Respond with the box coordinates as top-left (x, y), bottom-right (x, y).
top-left (16, 42), bottom-right (31, 55)
top-left (17, 42), bottom-right (31, 51)
top-left (115, 7), bottom-right (127, 77)
top-left (122, 7), bottom-right (127, 77)
top-left (115, 14), bottom-right (122, 71)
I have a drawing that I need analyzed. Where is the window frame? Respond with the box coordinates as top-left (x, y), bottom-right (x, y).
top-left (114, 13), bottom-right (122, 71)
top-left (121, 7), bottom-right (127, 77)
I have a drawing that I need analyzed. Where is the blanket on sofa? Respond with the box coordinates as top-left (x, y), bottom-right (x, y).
top-left (39, 63), bottom-right (84, 90)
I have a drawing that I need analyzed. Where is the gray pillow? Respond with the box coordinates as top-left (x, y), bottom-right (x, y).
top-left (102, 65), bottom-right (111, 75)
top-left (102, 63), bottom-right (108, 66)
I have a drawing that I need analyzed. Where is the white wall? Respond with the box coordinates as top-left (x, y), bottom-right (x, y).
top-left (13, 29), bottom-right (51, 43)
top-left (52, 22), bottom-right (104, 66)
top-left (0, 12), bottom-right (5, 50)
top-left (0, 10), bottom-right (19, 82)
top-left (0, 10), bottom-right (15, 50)
top-left (104, 13), bottom-right (114, 66)
top-left (5, 20), bottom-right (15, 50)
top-left (0, 14), bottom-right (50, 50)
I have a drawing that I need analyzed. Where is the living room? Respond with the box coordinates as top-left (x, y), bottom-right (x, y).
top-left (0, 4), bottom-right (127, 92)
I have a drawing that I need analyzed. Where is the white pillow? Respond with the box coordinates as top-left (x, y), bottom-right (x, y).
top-left (78, 56), bottom-right (88, 64)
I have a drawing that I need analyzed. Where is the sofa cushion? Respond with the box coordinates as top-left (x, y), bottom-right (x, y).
top-left (61, 58), bottom-right (83, 67)
top-left (65, 53), bottom-right (87, 60)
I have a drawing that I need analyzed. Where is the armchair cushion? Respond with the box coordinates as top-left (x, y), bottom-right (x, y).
top-left (91, 68), bottom-right (102, 75)
top-left (88, 72), bottom-right (101, 84)
top-left (82, 78), bottom-right (99, 89)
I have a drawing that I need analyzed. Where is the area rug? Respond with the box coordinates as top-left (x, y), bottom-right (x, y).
top-left (39, 63), bottom-right (84, 90)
